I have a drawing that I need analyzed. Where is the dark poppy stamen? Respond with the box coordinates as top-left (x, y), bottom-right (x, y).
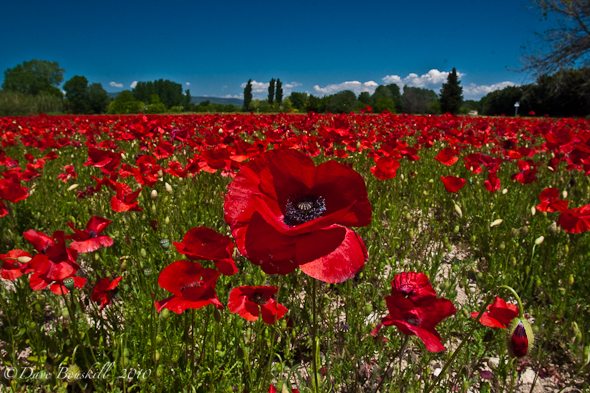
top-left (283, 195), bottom-right (327, 226)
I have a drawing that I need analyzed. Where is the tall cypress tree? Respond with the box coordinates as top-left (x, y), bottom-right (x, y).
top-left (243, 79), bottom-right (253, 111)
top-left (268, 78), bottom-right (275, 104)
top-left (275, 79), bottom-right (283, 105)
top-left (440, 67), bottom-right (463, 114)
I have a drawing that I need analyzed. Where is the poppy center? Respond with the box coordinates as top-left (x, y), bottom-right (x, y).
top-left (251, 292), bottom-right (268, 305)
top-left (283, 195), bottom-right (327, 226)
top-left (406, 315), bottom-right (421, 326)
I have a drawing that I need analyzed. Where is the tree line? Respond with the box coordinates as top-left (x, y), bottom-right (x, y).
top-left (1, 59), bottom-right (589, 117)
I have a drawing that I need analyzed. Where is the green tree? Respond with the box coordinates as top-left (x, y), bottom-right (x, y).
top-left (243, 79), bottom-right (253, 111)
top-left (325, 90), bottom-right (357, 113)
top-left (268, 78), bottom-right (275, 104)
top-left (358, 91), bottom-right (372, 106)
top-left (440, 67), bottom-right (463, 114)
top-left (87, 83), bottom-right (109, 114)
top-left (108, 90), bottom-right (144, 114)
top-left (401, 86), bottom-right (440, 114)
top-left (184, 89), bottom-right (192, 109)
top-left (63, 75), bottom-right (90, 114)
top-left (275, 79), bottom-right (283, 104)
top-left (289, 92), bottom-right (309, 111)
top-left (132, 79), bottom-right (184, 108)
top-left (371, 85), bottom-right (396, 113)
top-left (481, 86), bottom-right (525, 116)
top-left (2, 59), bottom-right (64, 97)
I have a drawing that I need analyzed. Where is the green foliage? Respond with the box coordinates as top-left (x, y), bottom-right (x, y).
top-left (0, 91), bottom-right (63, 116)
top-left (268, 78), bottom-right (275, 104)
top-left (2, 59), bottom-right (64, 97)
top-left (107, 90), bottom-right (144, 114)
top-left (481, 86), bottom-right (525, 116)
top-left (63, 76), bottom-right (90, 114)
top-left (372, 85), bottom-right (398, 113)
top-left (522, 68), bottom-right (590, 117)
top-left (275, 78), bottom-right (283, 104)
top-left (440, 67), bottom-right (463, 114)
top-left (243, 79), bottom-right (253, 111)
top-left (325, 90), bottom-right (357, 113)
top-left (402, 86), bottom-right (440, 114)
top-left (289, 92), bottom-right (310, 112)
top-left (87, 83), bottom-right (109, 114)
top-left (132, 79), bottom-right (185, 108)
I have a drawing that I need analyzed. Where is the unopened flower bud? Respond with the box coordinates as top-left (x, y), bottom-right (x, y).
top-left (454, 203), bottom-right (463, 218)
top-left (17, 256), bottom-right (32, 263)
top-left (67, 184), bottom-right (79, 191)
top-left (502, 188), bottom-right (508, 194)
top-left (531, 206), bottom-right (536, 216)
top-left (507, 318), bottom-right (534, 358)
top-left (534, 236), bottom-right (544, 245)
top-left (165, 182), bottom-right (173, 193)
top-left (490, 219), bottom-right (503, 227)
top-left (150, 189), bottom-right (158, 200)
top-left (562, 190), bottom-right (568, 199)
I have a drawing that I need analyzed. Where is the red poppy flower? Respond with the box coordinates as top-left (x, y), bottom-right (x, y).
top-left (173, 226), bottom-right (237, 275)
top-left (67, 216), bottom-right (114, 253)
top-left (381, 294), bottom-right (456, 352)
top-left (110, 183), bottom-right (142, 213)
top-left (435, 147), bottom-right (459, 166)
top-left (557, 204), bottom-right (590, 234)
top-left (512, 160), bottom-right (537, 184)
top-left (91, 276), bottom-right (122, 310)
top-left (154, 260), bottom-right (223, 314)
top-left (269, 385), bottom-right (299, 393)
top-left (57, 164), bottom-right (78, 183)
top-left (470, 296), bottom-right (519, 329)
top-left (440, 175), bottom-right (466, 193)
top-left (228, 285), bottom-right (288, 324)
top-left (23, 230), bottom-right (82, 294)
top-left (536, 188), bottom-right (568, 213)
top-left (0, 249), bottom-right (31, 280)
top-left (370, 156), bottom-right (400, 180)
top-left (224, 149), bottom-right (371, 283)
top-left (390, 272), bottom-right (437, 302)
top-left (483, 172), bottom-right (501, 193)
top-left (0, 176), bottom-right (29, 203)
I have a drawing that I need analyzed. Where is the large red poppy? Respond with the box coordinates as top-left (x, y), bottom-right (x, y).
top-left (224, 149), bottom-right (371, 283)
top-left (154, 260), bottom-right (223, 314)
top-left (536, 188), bottom-right (568, 213)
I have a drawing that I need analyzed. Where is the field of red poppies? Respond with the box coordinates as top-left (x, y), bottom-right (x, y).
top-left (1, 113), bottom-right (589, 392)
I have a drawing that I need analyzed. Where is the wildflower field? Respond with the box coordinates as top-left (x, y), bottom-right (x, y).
top-left (0, 113), bottom-right (589, 392)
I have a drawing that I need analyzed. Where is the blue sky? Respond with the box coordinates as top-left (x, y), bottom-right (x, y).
top-left (0, 0), bottom-right (554, 99)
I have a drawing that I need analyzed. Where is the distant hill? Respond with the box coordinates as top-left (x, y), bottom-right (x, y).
top-left (106, 92), bottom-right (242, 107)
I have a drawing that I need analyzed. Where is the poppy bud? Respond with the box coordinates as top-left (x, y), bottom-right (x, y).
top-left (165, 182), bottom-right (173, 193)
top-left (490, 219), bottom-right (503, 227)
top-left (534, 236), bottom-right (544, 245)
top-left (507, 318), bottom-right (534, 358)
top-left (67, 184), bottom-right (79, 191)
top-left (531, 206), bottom-right (536, 215)
top-left (17, 256), bottom-right (32, 263)
top-left (150, 189), bottom-right (158, 200)
top-left (453, 203), bottom-right (462, 218)
top-left (502, 188), bottom-right (508, 194)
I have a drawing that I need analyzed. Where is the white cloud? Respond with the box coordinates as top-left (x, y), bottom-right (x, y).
top-left (109, 81), bottom-right (123, 88)
top-left (130, 81), bottom-right (138, 89)
top-left (463, 81), bottom-right (516, 100)
top-left (382, 69), bottom-right (464, 89)
top-left (185, 82), bottom-right (191, 87)
top-left (240, 80), bottom-right (302, 97)
top-left (312, 80), bottom-right (378, 96)
top-left (223, 94), bottom-right (242, 99)
top-left (240, 80), bottom-right (268, 94)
